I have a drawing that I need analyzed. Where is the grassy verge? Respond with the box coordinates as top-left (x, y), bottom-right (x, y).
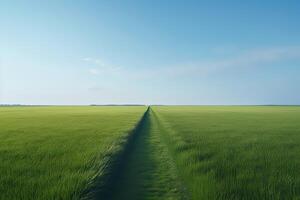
top-left (87, 107), bottom-right (150, 199)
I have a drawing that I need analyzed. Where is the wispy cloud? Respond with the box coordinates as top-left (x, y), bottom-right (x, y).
top-left (83, 46), bottom-right (300, 79)
top-left (83, 57), bottom-right (121, 75)
top-left (155, 46), bottom-right (300, 77)
top-left (88, 68), bottom-right (100, 75)
top-left (218, 46), bottom-right (300, 67)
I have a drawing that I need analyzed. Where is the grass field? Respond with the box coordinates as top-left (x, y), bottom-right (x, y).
top-left (1, 106), bottom-right (300, 199)
top-left (153, 106), bottom-right (300, 199)
top-left (0, 106), bottom-right (146, 200)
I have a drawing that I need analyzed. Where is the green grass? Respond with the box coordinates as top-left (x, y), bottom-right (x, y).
top-left (2, 105), bottom-right (300, 200)
top-left (0, 106), bottom-right (146, 200)
top-left (153, 106), bottom-right (300, 199)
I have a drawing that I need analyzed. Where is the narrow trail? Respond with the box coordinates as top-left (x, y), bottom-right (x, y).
top-left (106, 108), bottom-right (183, 200)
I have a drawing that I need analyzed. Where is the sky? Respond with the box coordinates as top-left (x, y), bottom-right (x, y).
top-left (0, 0), bottom-right (300, 105)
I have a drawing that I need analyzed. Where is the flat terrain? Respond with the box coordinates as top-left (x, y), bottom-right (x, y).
top-left (1, 106), bottom-right (300, 200)
top-left (0, 106), bottom-right (146, 200)
top-left (153, 106), bottom-right (300, 199)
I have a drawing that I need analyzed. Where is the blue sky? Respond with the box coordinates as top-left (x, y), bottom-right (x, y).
top-left (1, 0), bottom-right (300, 105)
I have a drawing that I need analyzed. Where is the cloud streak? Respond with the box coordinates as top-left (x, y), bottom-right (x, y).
top-left (83, 46), bottom-right (300, 80)
top-left (217, 46), bottom-right (300, 67)
top-left (84, 46), bottom-right (300, 100)
top-left (83, 57), bottom-right (121, 75)
top-left (88, 68), bottom-right (99, 75)
top-left (155, 46), bottom-right (300, 77)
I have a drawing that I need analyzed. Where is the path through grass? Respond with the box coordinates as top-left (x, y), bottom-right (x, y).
top-left (109, 108), bottom-right (184, 200)
top-left (2, 106), bottom-right (300, 199)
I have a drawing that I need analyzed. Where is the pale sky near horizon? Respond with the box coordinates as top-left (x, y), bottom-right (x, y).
top-left (1, 0), bottom-right (300, 105)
